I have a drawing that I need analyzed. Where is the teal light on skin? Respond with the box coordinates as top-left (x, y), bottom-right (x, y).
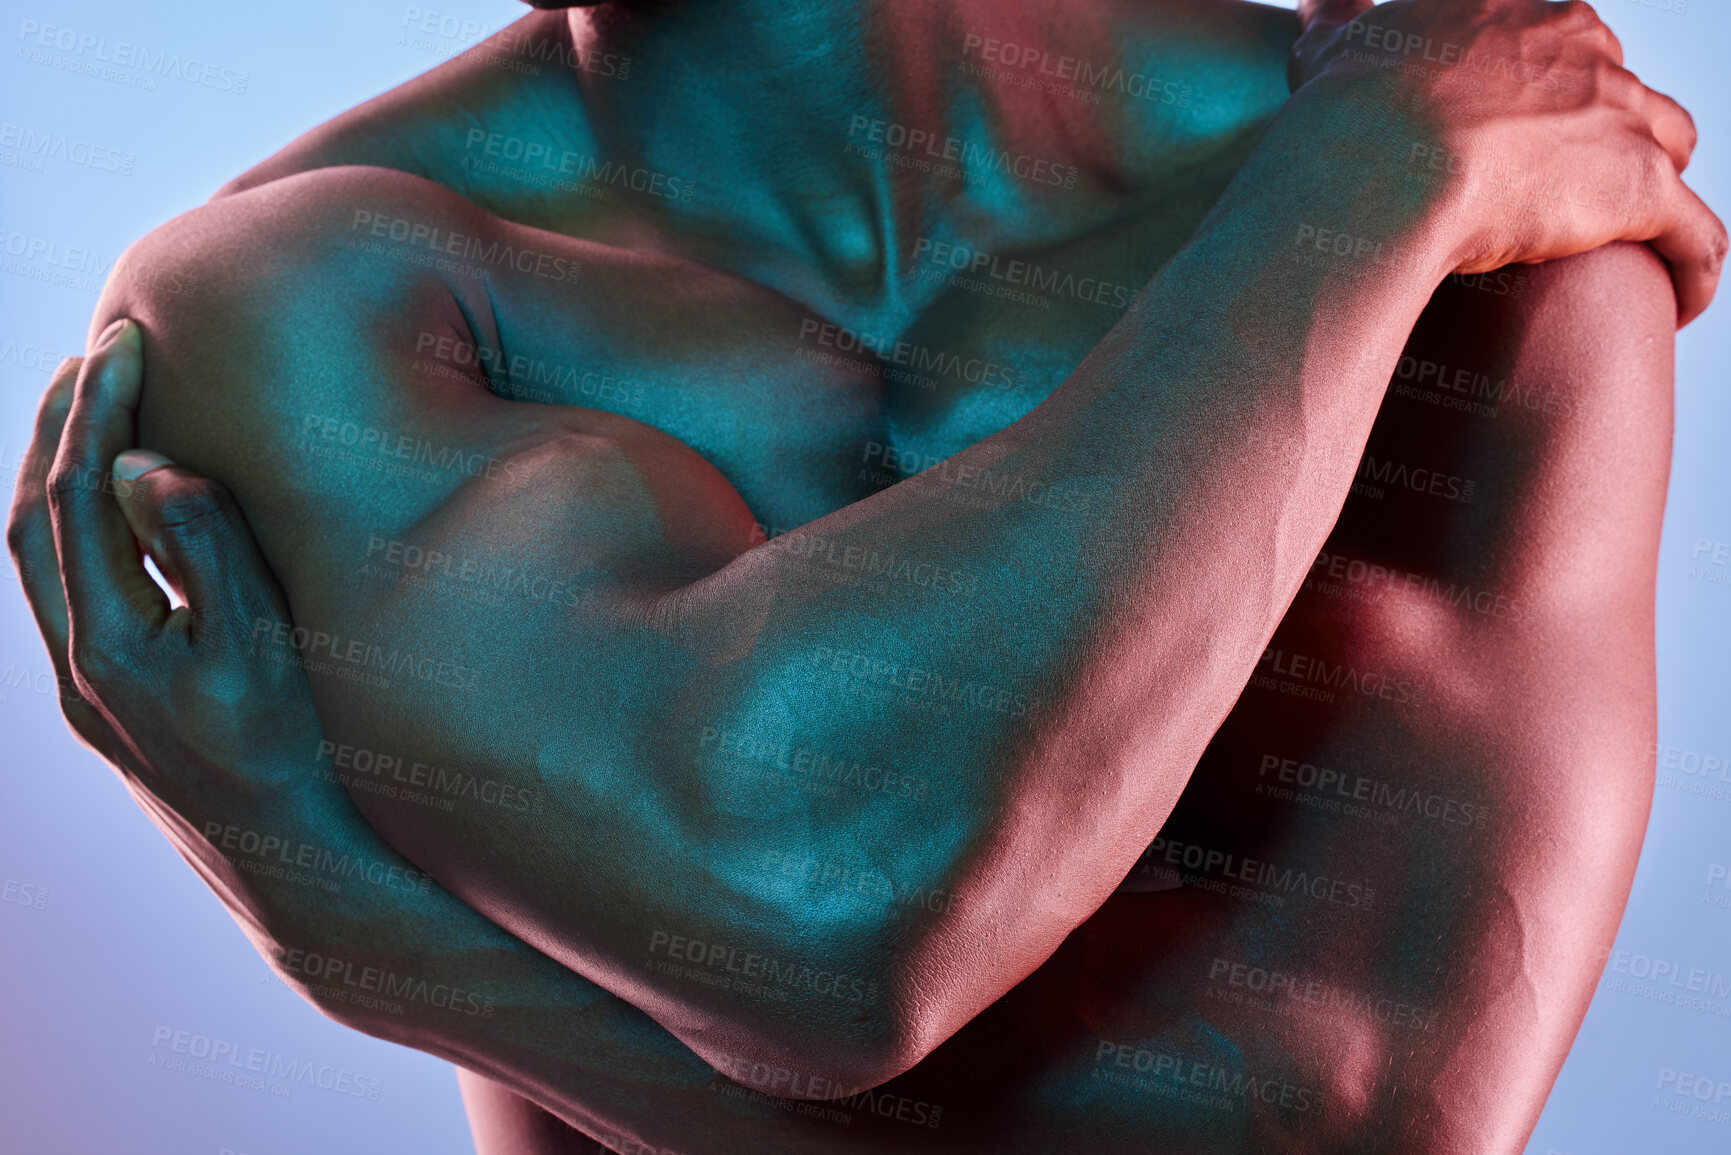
top-left (9, 0), bottom-right (1715, 1151)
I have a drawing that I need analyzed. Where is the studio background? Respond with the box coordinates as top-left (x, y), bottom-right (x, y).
top-left (1, 1), bottom-right (1726, 1153)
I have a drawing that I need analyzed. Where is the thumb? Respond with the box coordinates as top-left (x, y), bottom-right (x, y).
top-left (1290, 0), bottom-right (1376, 91)
top-left (112, 450), bottom-right (290, 642)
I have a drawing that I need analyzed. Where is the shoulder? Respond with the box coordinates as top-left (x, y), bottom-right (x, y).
top-left (1020, 0), bottom-right (1301, 167)
top-left (212, 11), bottom-right (593, 211)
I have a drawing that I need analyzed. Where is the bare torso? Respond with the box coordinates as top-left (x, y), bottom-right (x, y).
top-left (94, 2), bottom-right (1669, 1151)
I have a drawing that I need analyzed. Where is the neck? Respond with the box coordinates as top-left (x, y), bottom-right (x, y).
top-left (565, 0), bottom-right (1080, 327)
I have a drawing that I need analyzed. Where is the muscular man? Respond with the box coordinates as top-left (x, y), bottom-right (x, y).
top-left (8, 0), bottom-right (1720, 1151)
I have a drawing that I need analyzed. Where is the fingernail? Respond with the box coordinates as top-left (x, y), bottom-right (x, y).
top-left (93, 318), bottom-right (129, 353)
top-left (113, 449), bottom-right (175, 484)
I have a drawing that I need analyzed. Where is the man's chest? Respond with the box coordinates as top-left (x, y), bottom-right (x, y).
top-left (299, 3), bottom-right (1291, 529)
top-left (538, 135), bottom-right (1263, 538)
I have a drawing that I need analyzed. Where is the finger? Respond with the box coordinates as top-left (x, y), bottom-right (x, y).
top-left (1563, 3), bottom-right (1625, 70)
top-left (6, 357), bottom-right (136, 757)
top-left (1645, 177), bottom-right (1727, 327)
top-left (114, 460), bottom-right (294, 645)
top-left (47, 319), bottom-right (173, 683)
top-left (112, 450), bottom-right (183, 606)
top-left (7, 358), bottom-right (81, 659)
top-left (1642, 86), bottom-right (1699, 174)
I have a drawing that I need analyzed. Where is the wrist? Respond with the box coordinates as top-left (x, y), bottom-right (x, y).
top-left (1267, 67), bottom-right (1478, 286)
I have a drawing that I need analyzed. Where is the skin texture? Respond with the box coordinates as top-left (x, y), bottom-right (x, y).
top-left (3, 0), bottom-right (1719, 1151)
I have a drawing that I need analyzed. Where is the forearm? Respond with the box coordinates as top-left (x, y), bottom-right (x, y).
top-left (181, 774), bottom-right (876, 1155)
top-left (667, 74), bottom-right (1462, 1054)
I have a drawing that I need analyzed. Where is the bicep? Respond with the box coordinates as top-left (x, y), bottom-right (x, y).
top-left (867, 244), bottom-right (1673, 1154)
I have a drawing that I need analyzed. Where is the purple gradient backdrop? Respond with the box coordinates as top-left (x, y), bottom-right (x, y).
top-left (1, 2), bottom-right (1727, 1153)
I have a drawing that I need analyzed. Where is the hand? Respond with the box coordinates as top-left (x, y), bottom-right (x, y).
top-left (7, 320), bottom-right (481, 1040)
top-left (7, 321), bottom-right (320, 899)
top-left (1288, 0), bottom-right (1725, 324)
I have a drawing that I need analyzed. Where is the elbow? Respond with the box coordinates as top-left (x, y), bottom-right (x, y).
top-left (685, 1004), bottom-right (941, 1103)
top-left (671, 874), bottom-right (1050, 1098)
top-left (667, 934), bottom-right (959, 1100)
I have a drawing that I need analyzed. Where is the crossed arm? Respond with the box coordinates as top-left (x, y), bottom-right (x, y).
top-left (6, 0), bottom-right (1723, 1147)
top-left (9, 235), bottom-right (1678, 1155)
top-left (71, 87), bottom-right (1468, 1088)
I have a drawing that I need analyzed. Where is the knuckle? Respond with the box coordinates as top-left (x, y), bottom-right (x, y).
top-left (1673, 102), bottom-right (1700, 154)
top-left (42, 365), bottom-right (78, 412)
top-left (69, 621), bottom-right (154, 700)
top-left (1551, 0), bottom-right (1602, 24)
top-left (1705, 217), bottom-right (1729, 276)
top-left (1593, 59), bottom-right (1632, 104)
top-left (4, 509), bottom-right (38, 565)
top-left (155, 483), bottom-right (231, 536)
top-left (1641, 144), bottom-right (1676, 206)
top-left (45, 461), bottom-right (102, 506)
top-left (69, 632), bottom-right (123, 692)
